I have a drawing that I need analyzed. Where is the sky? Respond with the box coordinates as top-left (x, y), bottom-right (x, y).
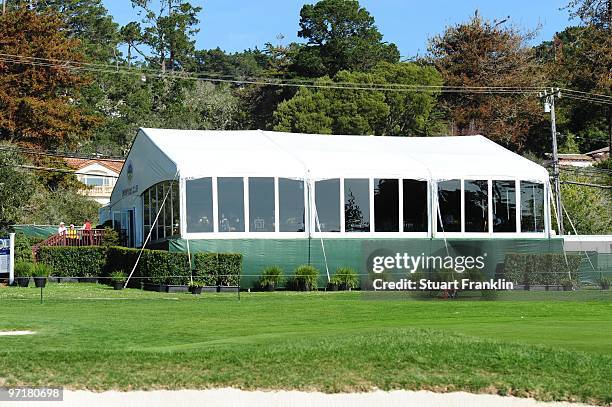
top-left (103, 0), bottom-right (574, 58)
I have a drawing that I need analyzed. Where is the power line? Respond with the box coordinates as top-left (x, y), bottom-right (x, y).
top-left (560, 180), bottom-right (612, 189)
top-left (0, 52), bottom-right (580, 97)
top-left (16, 164), bottom-right (119, 178)
top-left (0, 145), bottom-right (125, 161)
top-left (2, 52), bottom-right (611, 103)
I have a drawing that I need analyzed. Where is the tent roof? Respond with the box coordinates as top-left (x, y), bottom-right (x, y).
top-left (139, 128), bottom-right (549, 182)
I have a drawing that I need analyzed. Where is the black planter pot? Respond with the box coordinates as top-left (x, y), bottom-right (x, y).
top-left (34, 277), bottom-right (47, 288)
top-left (113, 281), bottom-right (125, 290)
top-left (16, 277), bottom-right (30, 287)
top-left (143, 283), bottom-right (165, 292)
top-left (191, 286), bottom-right (203, 295)
top-left (338, 282), bottom-right (350, 291)
top-left (327, 283), bottom-right (338, 291)
top-left (297, 280), bottom-right (311, 292)
top-left (264, 283), bottom-right (275, 292)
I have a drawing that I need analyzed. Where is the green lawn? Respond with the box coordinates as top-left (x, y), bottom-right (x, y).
top-left (0, 284), bottom-right (610, 404)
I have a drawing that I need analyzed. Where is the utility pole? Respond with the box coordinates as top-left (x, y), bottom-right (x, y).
top-left (540, 88), bottom-right (564, 235)
top-left (2, 0), bottom-right (6, 15)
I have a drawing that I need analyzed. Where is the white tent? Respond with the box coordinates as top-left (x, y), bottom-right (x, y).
top-left (108, 128), bottom-right (551, 247)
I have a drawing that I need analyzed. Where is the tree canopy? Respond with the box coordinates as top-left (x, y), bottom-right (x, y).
top-left (0, 6), bottom-right (99, 149)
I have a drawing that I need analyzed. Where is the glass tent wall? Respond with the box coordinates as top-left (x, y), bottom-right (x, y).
top-left (144, 176), bottom-right (548, 242)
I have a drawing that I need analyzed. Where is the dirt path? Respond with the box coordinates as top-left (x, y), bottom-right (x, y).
top-left (6, 388), bottom-right (594, 407)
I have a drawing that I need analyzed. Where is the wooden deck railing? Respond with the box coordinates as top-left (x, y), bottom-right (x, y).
top-left (33, 229), bottom-right (105, 259)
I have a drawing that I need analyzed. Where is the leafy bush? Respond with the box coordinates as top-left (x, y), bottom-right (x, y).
top-left (597, 277), bottom-right (610, 290)
top-left (110, 271), bottom-right (126, 283)
top-left (259, 266), bottom-right (284, 288)
top-left (330, 267), bottom-right (359, 289)
top-left (503, 253), bottom-right (582, 286)
top-left (293, 264), bottom-right (319, 291)
top-left (14, 232), bottom-right (33, 262)
top-left (33, 262), bottom-right (53, 277)
top-left (189, 280), bottom-right (205, 288)
top-left (101, 227), bottom-right (121, 247)
top-left (14, 261), bottom-right (33, 277)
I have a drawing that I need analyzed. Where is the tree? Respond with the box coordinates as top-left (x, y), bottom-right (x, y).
top-left (11, 0), bottom-right (119, 62)
top-left (0, 6), bottom-right (100, 149)
top-left (560, 174), bottom-right (611, 234)
top-left (565, 0), bottom-right (611, 152)
top-left (273, 62), bottom-right (442, 136)
top-left (293, 0), bottom-right (399, 77)
top-left (428, 14), bottom-right (545, 151)
top-left (129, 0), bottom-right (201, 72)
top-left (0, 147), bottom-right (35, 232)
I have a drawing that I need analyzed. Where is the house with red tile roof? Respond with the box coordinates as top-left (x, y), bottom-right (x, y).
top-left (64, 157), bottom-right (125, 205)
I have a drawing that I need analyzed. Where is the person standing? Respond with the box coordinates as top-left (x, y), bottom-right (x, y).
top-left (57, 222), bottom-right (67, 236)
top-left (67, 224), bottom-right (77, 245)
top-left (83, 219), bottom-right (92, 245)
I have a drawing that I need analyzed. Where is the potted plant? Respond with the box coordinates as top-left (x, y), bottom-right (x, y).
top-left (14, 261), bottom-right (33, 288)
top-left (331, 267), bottom-right (359, 291)
top-left (258, 266), bottom-right (284, 291)
top-left (189, 280), bottom-right (204, 295)
top-left (110, 271), bottom-right (127, 290)
top-left (293, 265), bottom-right (319, 291)
top-left (560, 278), bottom-right (575, 291)
top-left (33, 263), bottom-right (52, 288)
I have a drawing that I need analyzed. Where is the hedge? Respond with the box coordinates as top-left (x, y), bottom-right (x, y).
top-left (503, 252), bottom-right (582, 286)
top-left (37, 246), bottom-right (241, 286)
top-left (38, 246), bottom-right (107, 277)
top-left (192, 252), bottom-right (242, 286)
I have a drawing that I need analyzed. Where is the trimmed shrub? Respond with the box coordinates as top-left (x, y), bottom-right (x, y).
top-left (192, 253), bottom-right (218, 286)
top-left (192, 253), bottom-right (242, 286)
top-left (218, 253), bottom-right (242, 286)
top-left (38, 246), bottom-right (107, 277)
top-left (503, 252), bottom-right (582, 287)
top-left (36, 246), bottom-right (241, 288)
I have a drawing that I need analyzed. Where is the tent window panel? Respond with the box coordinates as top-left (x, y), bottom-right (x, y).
top-left (143, 189), bottom-right (151, 238)
top-left (520, 181), bottom-right (545, 232)
top-left (403, 180), bottom-right (427, 232)
top-left (437, 180), bottom-right (461, 232)
top-left (171, 182), bottom-right (180, 236)
top-left (279, 178), bottom-right (305, 232)
top-left (344, 179), bottom-right (370, 232)
top-left (150, 185), bottom-right (158, 240)
top-left (249, 177), bottom-right (275, 232)
top-left (315, 179), bottom-right (340, 232)
top-left (164, 183), bottom-right (172, 238)
top-left (374, 179), bottom-right (399, 232)
top-left (493, 180), bottom-right (517, 232)
top-left (156, 184), bottom-right (165, 239)
top-left (186, 177), bottom-right (213, 233)
top-left (217, 177), bottom-right (245, 232)
top-left (464, 180), bottom-right (488, 233)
